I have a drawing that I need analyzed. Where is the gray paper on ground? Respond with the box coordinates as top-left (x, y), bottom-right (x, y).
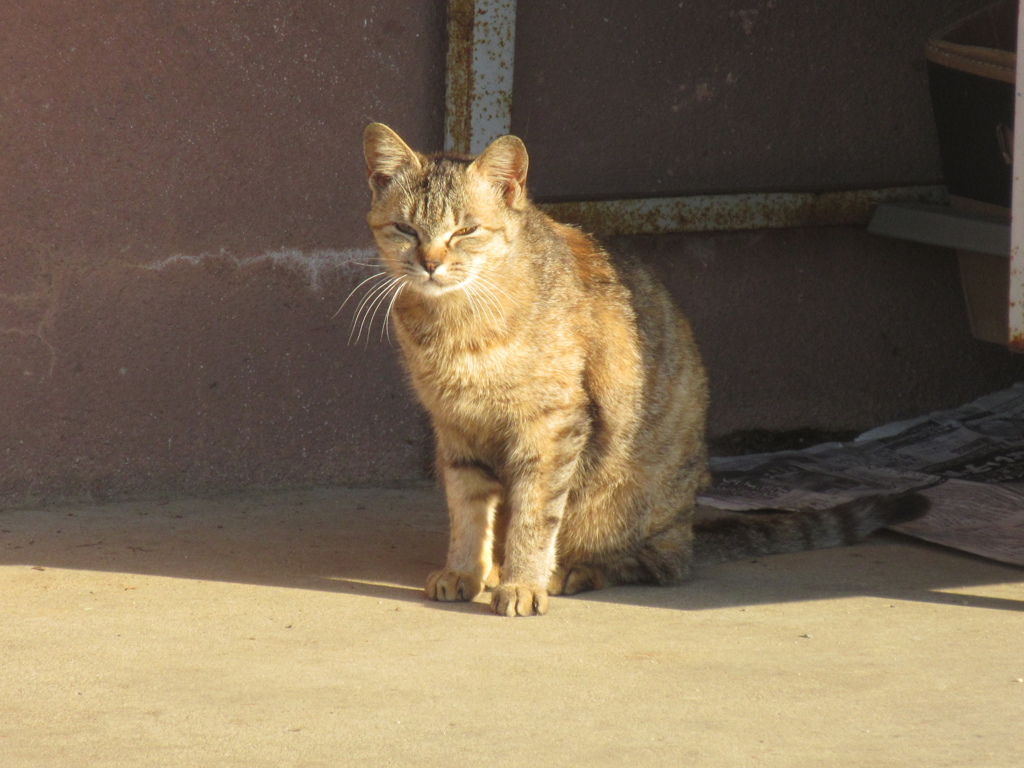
top-left (699, 384), bottom-right (1024, 566)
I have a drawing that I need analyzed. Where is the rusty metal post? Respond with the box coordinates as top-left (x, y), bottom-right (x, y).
top-left (445, 0), bottom-right (517, 155)
top-left (1009, 0), bottom-right (1024, 352)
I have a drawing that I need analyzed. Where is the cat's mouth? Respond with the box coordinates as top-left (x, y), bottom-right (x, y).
top-left (408, 274), bottom-right (460, 297)
top-left (408, 264), bottom-right (465, 295)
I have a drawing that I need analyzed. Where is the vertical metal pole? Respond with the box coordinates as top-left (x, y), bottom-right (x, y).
top-left (445, 0), bottom-right (517, 155)
top-left (1010, 0), bottom-right (1024, 351)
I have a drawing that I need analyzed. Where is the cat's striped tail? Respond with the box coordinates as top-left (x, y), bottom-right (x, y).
top-left (693, 492), bottom-right (930, 565)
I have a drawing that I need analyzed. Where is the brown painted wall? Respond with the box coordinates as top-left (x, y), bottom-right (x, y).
top-left (1, 1), bottom-right (444, 506)
top-left (513, 0), bottom-right (995, 198)
top-left (2, 1), bottom-right (1022, 509)
top-left (632, 230), bottom-right (1024, 434)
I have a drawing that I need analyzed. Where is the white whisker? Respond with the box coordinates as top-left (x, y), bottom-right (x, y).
top-left (468, 281), bottom-right (502, 327)
top-left (478, 282), bottom-right (505, 323)
top-left (467, 273), bottom-right (509, 326)
top-left (355, 276), bottom-right (405, 346)
top-left (474, 271), bottom-right (516, 305)
top-left (459, 284), bottom-right (492, 327)
top-left (351, 274), bottom-right (396, 322)
top-left (380, 281), bottom-right (407, 343)
top-left (333, 269), bottom-right (392, 319)
top-left (349, 275), bottom-right (403, 345)
top-left (352, 279), bottom-right (403, 345)
top-left (365, 277), bottom-right (407, 346)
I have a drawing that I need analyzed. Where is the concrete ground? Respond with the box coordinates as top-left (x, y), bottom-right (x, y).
top-left (2, 484), bottom-right (1022, 767)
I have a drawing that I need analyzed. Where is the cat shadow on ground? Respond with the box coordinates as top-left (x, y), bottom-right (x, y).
top-left (576, 531), bottom-right (1024, 614)
top-left (1, 486), bottom-right (1021, 615)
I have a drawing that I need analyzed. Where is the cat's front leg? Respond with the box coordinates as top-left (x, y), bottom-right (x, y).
top-left (425, 462), bottom-right (502, 603)
top-left (491, 450), bottom-right (579, 617)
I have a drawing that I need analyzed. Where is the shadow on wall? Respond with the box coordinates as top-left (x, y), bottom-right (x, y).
top-left (2, 486), bottom-right (1021, 615)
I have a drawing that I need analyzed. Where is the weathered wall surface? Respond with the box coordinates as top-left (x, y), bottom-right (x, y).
top-left (1, 1), bottom-right (444, 506)
top-left (2, 1), bottom-right (1022, 508)
top-left (513, 0), bottom-right (994, 198)
top-left (515, 0), bottom-right (1024, 432)
top-left (630, 230), bottom-right (1024, 435)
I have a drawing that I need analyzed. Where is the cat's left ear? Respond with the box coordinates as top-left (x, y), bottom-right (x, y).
top-left (470, 135), bottom-right (529, 209)
top-left (363, 123), bottom-right (422, 195)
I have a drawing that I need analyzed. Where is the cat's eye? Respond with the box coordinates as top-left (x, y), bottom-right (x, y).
top-left (393, 223), bottom-right (418, 238)
top-left (452, 226), bottom-right (478, 238)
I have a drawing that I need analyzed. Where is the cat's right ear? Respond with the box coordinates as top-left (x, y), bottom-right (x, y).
top-left (363, 123), bottom-right (421, 195)
top-left (470, 135), bottom-right (529, 209)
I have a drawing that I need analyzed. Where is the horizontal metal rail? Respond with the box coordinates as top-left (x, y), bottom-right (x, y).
top-left (542, 186), bottom-right (946, 235)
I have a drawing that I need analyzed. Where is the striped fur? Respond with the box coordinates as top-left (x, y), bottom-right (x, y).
top-left (693, 493), bottom-right (930, 565)
top-left (362, 124), bottom-right (928, 617)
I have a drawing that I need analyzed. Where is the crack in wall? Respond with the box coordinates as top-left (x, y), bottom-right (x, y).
top-left (1, 248), bottom-right (382, 381)
top-left (139, 247), bottom-right (379, 290)
top-left (0, 287), bottom-right (61, 378)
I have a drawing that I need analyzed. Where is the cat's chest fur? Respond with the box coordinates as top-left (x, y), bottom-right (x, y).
top-left (394, 304), bottom-right (586, 430)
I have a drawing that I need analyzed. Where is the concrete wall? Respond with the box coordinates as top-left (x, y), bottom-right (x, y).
top-left (514, 0), bottom-right (984, 198)
top-left (2, 1), bottom-right (1022, 508)
top-left (1, 1), bottom-right (443, 506)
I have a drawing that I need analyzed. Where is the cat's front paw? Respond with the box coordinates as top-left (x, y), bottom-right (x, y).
top-left (425, 569), bottom-right (484, 602)
top-left (490, 583), bottom-right (549, 617)
top-left (549, 564), bottom-right (605, 595)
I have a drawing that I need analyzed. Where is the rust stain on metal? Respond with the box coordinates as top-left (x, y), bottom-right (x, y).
top-left (445, 0), bottom-right (476, 154)
top-left (540, 187), bottom-right (947, 236)
top-left (445, 0), bottom-right (516, 154)
top-left (1006, 1), bottom-right (1024, 353)
top-left (1009, 261), bottom-right (1024, 353)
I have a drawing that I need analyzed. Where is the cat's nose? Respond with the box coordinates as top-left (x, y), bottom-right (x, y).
top-left (417, 246), bottom-right (444, 275)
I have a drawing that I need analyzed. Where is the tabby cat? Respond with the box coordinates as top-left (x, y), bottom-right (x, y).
top-left (361, 123), bottom-right (927, 617)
